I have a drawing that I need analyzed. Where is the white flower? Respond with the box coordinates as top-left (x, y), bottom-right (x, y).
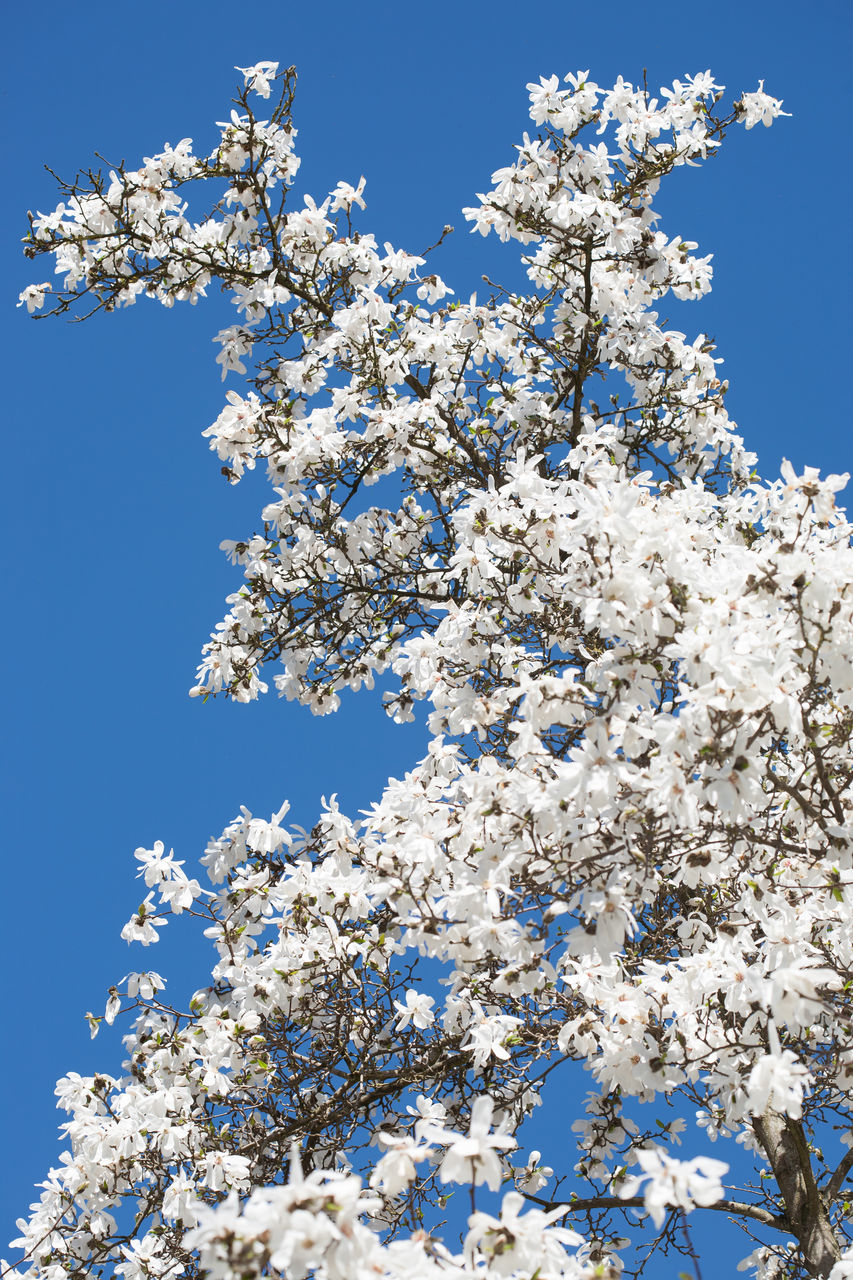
top-left (464, 1012), bottom-right (523, 1066)
top-left (235, 61), bottom-right (279, 98)
top-left (393, 989), bottom-right (436, 1030)
top-left (329, 178), bottom-right (367, 212)
top-left (406, 1094), bottom-right (447, 1141)
top-left (158, 868), bottom-right (202, 913)
top-left (134, 841), bottom-right (177, 886)
top-left (620, 1147), bottom-right (729, 1228)
top-left (436, 1095), bottom-right (516, 1192)
top-left (466, 1190), bottom-right (583, 1274)
top-left (516, 1149), bottom-right (554, 1192)
top-left (121, 894), bottom-right (167, 946)
top-left (416, 274), bottom-right (454, 304)
top-left (201, 1151), bottom-right (252, 1192)
top-left (746, 1048), bottom-right (811, 1120)
top-left (103, 989), bottom-right (121, 1025)
top-left (124, 971), bottom-right (165, 999)
top-left (161, 1174), bottom-right (201, 1228)
top-left (370, 1133), bottom-right (430, 1196)
top-left (738, 81), bottom-right (790, 129)
top-left (17, 282), bottom-right (50, 312)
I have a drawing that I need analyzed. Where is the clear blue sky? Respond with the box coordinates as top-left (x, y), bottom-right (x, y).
top-left (3, 1), bottom-right (851, 1273)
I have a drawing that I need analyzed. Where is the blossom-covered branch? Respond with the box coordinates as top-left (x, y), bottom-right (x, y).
top-left (12, 59), bottom-right (852, 1280)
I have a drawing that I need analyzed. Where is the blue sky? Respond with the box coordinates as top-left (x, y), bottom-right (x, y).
top-left (3, 0), bottom-right (852, 1272)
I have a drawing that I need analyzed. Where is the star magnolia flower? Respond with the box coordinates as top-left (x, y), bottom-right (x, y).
top-left (619, 1147), bottom-right (729, 1228)
top-left (466, 1190), bottom-right (583, 1273)
top-left (393, 989), bottom-right (435, 1030)
top-left (235, 61), bottom-right (279, 98)
top-left (746, 1044), bottom-right (812, 1120)
top-left (120, 894), bottom-right (167, 946)
top-left (17, 282), bottom-right (50, 312)
top-left (516, 1149), bottom-right (555, 1192)
top-left (434, 1095), bottom-right (516, 1192)
top-left (738, 81), bottom-right (790, 129)
top-left (369, 1133), bottom-right (431, 1196)
top-left (124, 971), bottom-right (165, 999)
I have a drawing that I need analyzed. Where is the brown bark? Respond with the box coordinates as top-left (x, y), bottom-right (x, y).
top-left (753, 1111), bottom-right (841, 1278)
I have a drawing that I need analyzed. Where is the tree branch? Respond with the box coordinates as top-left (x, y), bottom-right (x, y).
top-left (826, 1145), bottom-right (853, 1204)
top-left (531, 1191), bottom-right (790, 1233)
top-left (753, 1111), bottom-right (841, 1277)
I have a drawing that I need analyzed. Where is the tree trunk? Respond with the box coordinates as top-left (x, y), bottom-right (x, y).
top-left (753, 1111), bottom-right (841, 1278)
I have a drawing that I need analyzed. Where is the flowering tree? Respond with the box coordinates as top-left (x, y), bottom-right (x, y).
top-left (11, 60), bottom-right (853, 1280)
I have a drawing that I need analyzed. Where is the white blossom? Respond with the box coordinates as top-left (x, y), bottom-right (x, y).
top-left (235, 61), bottom-right (279, 98)
top-left (434, 1096), bottom-right (516, 1192)
top-left (619, 1147), bottom-right (729, 1228)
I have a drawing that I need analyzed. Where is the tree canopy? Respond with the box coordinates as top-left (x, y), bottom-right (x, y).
top-left (10, 61), bottom-right (853, 1280)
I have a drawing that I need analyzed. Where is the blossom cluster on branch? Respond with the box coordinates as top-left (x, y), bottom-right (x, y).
top-left (10, 60), bottom-right (853, 1280)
